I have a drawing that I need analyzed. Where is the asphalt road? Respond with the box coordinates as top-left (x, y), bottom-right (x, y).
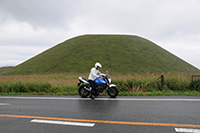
top-left (1, 95), bottom-right (200, 133)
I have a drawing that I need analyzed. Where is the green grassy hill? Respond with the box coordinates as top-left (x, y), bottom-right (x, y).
top-left (5, 35), bottom-right (198, 75)
top-left (0, 67), bottom-right (14, 75)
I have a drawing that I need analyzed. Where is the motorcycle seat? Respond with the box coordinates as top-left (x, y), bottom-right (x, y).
top-left (79, 77), bottom-right (89, 82)
top-left (82, 78), bottom-right (89, 81)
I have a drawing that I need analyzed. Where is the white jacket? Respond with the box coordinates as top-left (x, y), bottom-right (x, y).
top-left (88, 67), bottom-right (105, 80)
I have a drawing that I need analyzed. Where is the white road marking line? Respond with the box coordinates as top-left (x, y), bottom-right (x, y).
top-left (0, 103), bottom-right (10, 106)
top-left (175, 128), bottom-right (200, 133)
top-left (96, 98), bottom-right (200, 101)
top-left (0, 96), bottom-right (88, 100)
top-left (0, 96), bottom-right (200, 101)
top-left (30, 119), bottom-right (95, 127)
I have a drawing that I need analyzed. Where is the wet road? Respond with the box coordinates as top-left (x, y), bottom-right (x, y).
top-left (0, 96), bottom-right (200, 133)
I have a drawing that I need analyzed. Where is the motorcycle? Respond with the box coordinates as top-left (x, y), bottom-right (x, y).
top-left (78, 72), bottom-right (118, 98)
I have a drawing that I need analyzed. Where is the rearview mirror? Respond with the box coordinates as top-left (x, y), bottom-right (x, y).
top-left (106, 71), bottom-right (108, 74)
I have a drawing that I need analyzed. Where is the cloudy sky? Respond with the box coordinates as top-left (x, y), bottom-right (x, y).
top-left (0, 0), bottom-right (200, 69)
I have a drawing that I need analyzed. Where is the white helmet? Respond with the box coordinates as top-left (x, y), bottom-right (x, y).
top-left (95, 62), bottom-right (102, 68)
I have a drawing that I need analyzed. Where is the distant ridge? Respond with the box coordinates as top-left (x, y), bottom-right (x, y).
top-left (5, 35), bottom-right (198, 75)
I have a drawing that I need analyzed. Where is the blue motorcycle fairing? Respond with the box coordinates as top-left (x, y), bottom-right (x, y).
top-left (94, 77), bottom-right (106, 84)
top-left (105, 78), bottom-right (109, 83)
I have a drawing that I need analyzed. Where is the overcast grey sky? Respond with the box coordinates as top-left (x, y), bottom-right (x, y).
top-left (0, 0), bottom-right (200, 69)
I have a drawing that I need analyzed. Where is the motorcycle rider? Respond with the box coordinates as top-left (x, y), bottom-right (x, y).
top-left (88, 62), bottom-right (105, 100)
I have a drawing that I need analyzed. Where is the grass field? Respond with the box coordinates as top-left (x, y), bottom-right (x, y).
top-left (5, 35), bottom-right (198, 75)
top-left (0, 72), bottom-right (200, 96)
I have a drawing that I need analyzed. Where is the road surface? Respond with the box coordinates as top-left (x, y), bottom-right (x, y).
top-left (0, 95), bottom-right (200, 133)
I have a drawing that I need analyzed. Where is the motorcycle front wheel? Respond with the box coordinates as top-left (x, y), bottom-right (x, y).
top-left (107, 87), bottom-right (118, 98)
top-left (78, 85), bottom-right (90, 98)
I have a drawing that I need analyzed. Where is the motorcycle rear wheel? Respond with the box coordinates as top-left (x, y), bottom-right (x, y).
top-left (78, 85), bottom-right (90, 98)
top-left (107, 87), bottom-right (118, 98)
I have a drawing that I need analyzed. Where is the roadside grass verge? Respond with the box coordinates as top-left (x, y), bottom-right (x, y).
top-left (0, 73), bottom-right (200, 96)
top-left (0, 81), bottom-right (78, 95)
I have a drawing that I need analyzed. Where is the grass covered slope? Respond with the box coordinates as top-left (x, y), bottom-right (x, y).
top-left (7, 35), bottom-right (198, 74)
top-left (0, 67), bottom-right (14, 75)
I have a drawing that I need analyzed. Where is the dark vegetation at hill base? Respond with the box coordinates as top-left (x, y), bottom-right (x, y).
top-left (1, 76), bottom-right (200, 95)
top-left (2, 35), bottom-right (198, 75)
